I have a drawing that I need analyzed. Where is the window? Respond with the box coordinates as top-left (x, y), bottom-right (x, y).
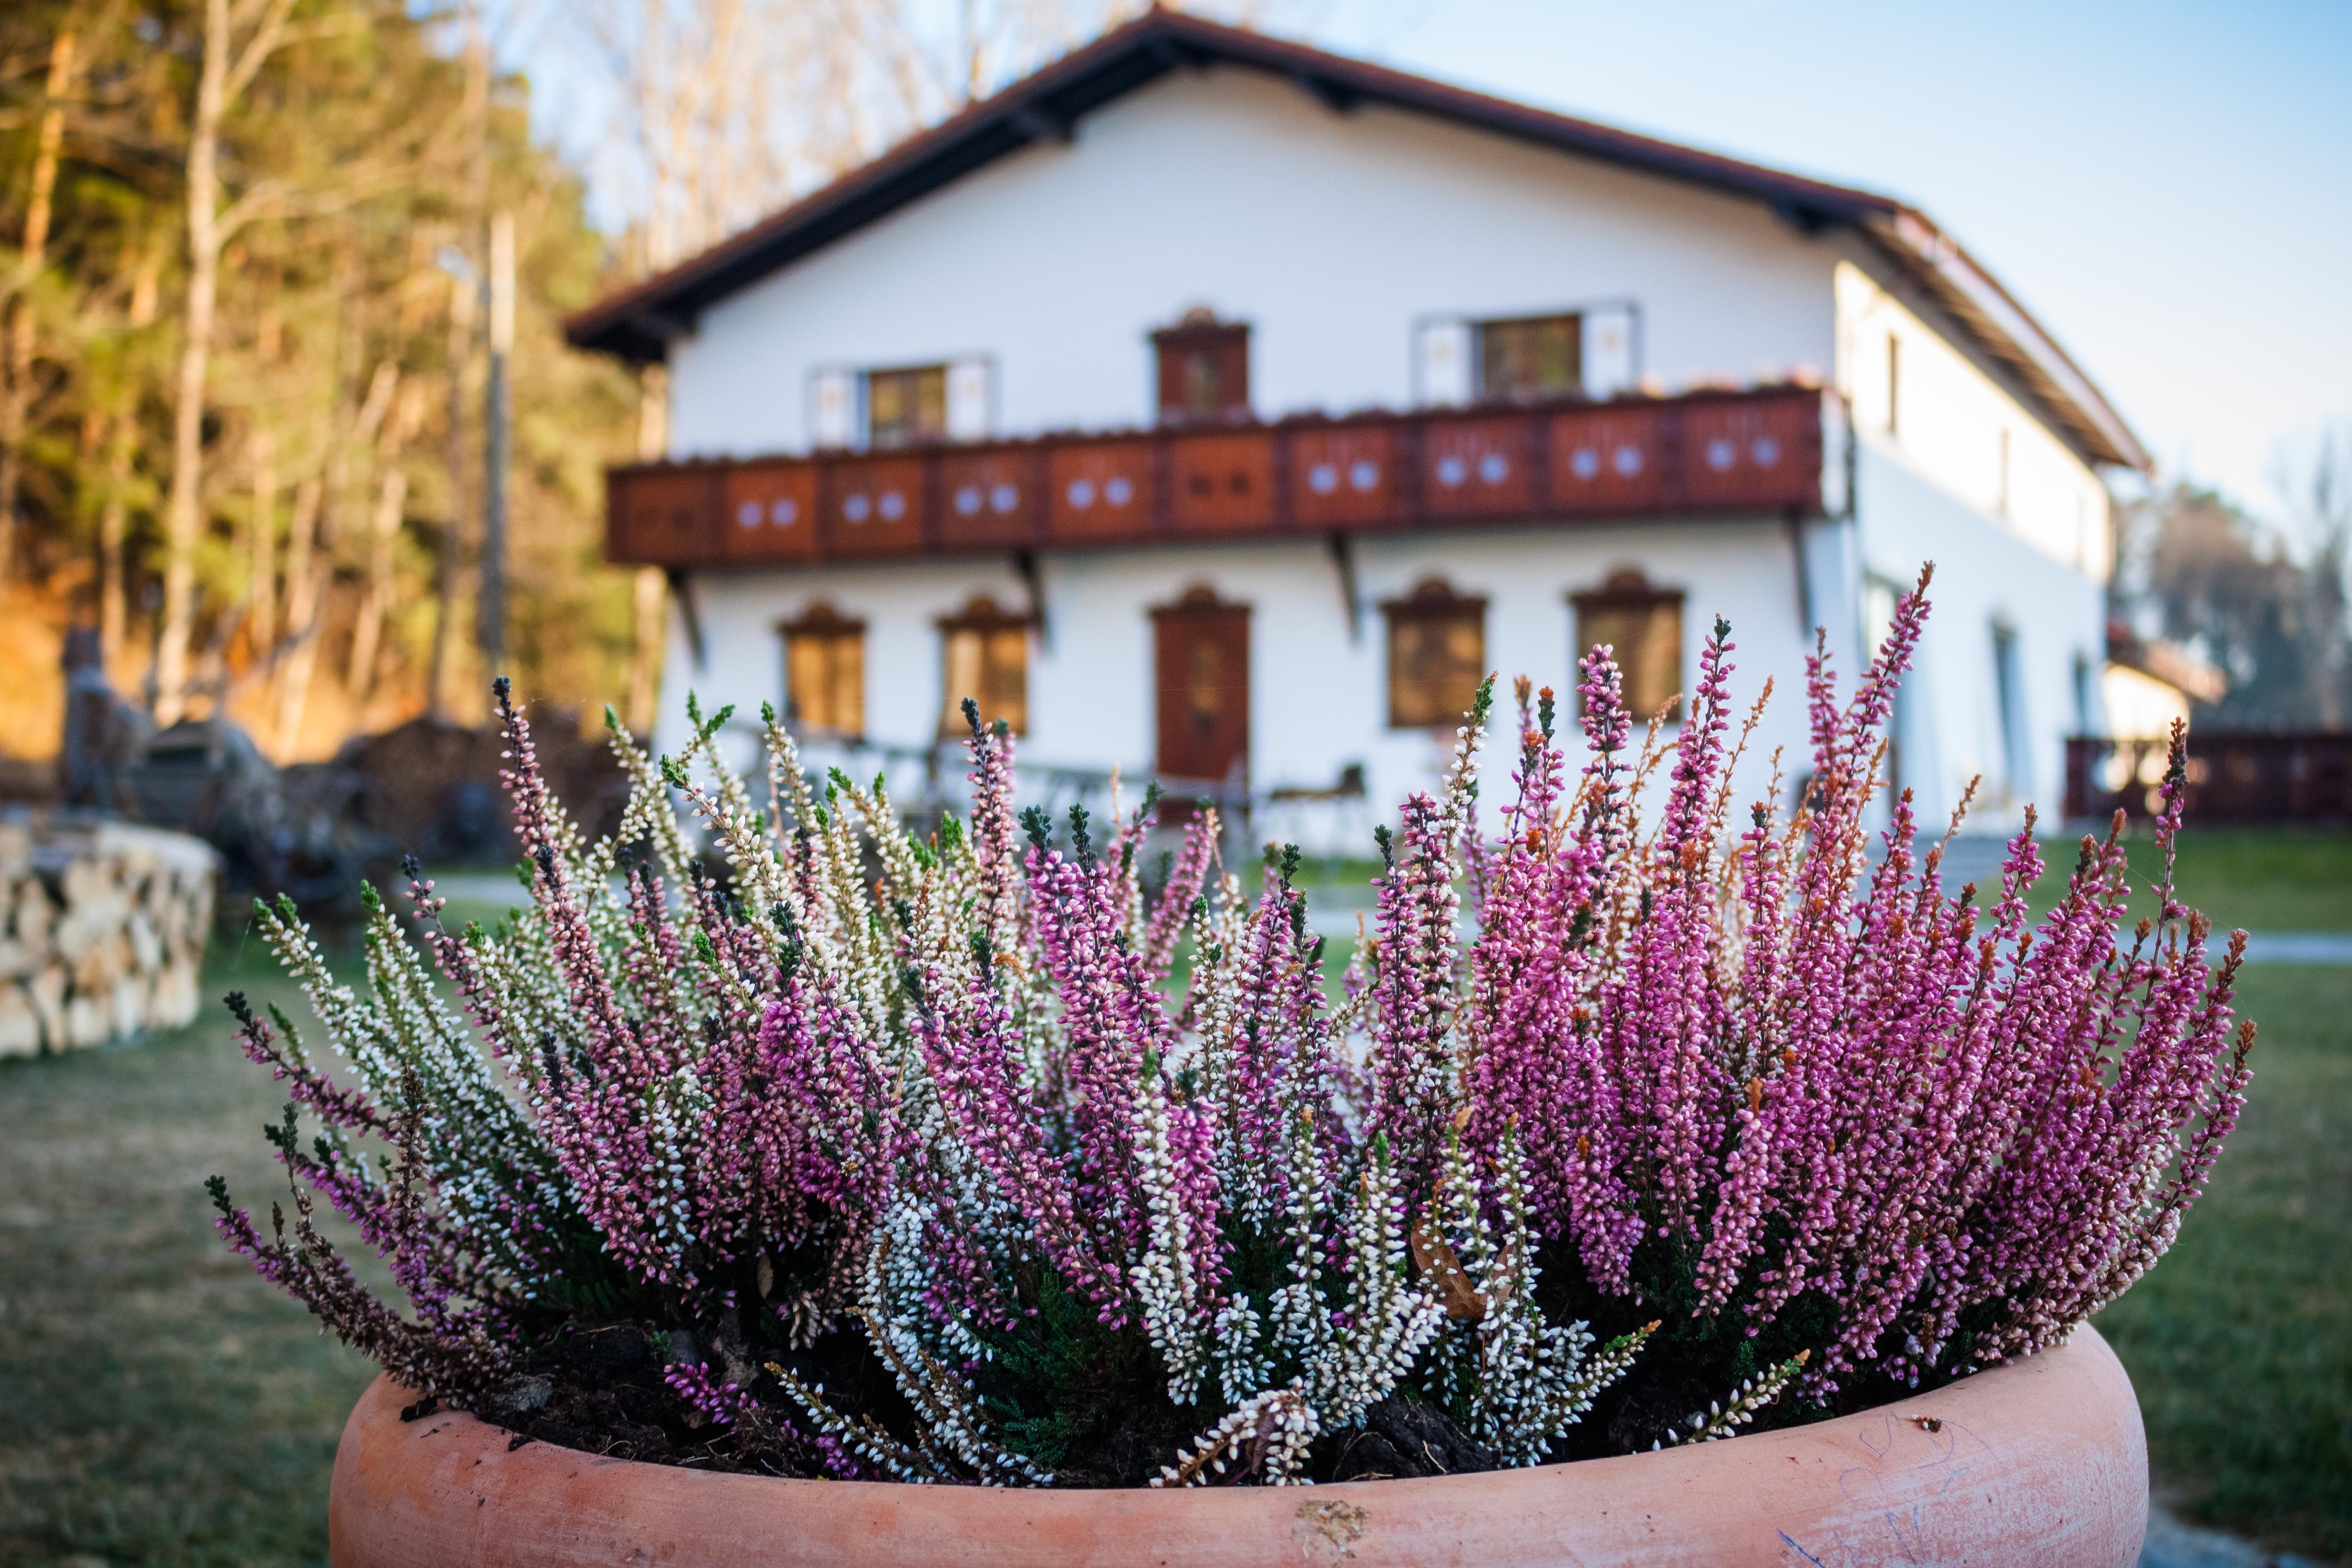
top-left (780, 603), bottom-right (865, 736)
top-left (1992, 619), bottom-right (2026, 794)
top-left (1152, 310), bottom-right (1250, 425)
top-left (1478, 313), bottom-right (1581, 402)
top-left (1572, 570), bottom-right (1684, 722)
top-left (940, 595), bottom-right (1029, 736)
top-left (1383, 579), bottom-right (1487, 729)
top-left (865, 364), bottom-right (947, 449)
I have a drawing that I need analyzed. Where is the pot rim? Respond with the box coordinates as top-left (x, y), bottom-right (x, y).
top-left (331, 1324), bottom-right (2148, 1568)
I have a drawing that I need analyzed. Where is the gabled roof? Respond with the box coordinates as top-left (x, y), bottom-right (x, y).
top-left (565, 7), bottom-right (2149, 472)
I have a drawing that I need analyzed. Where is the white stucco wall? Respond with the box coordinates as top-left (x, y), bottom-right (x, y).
top-left (664, 517), bottom-right (1825, 854)
top-left (665, 65), bottom-right (1842, 457)
top-left (1834, 261), bottom-right (2111, 582)
top-left (644, 62), bottom-right (2124, 850)
top-left (1855, 442), bottom-right (2106, 835)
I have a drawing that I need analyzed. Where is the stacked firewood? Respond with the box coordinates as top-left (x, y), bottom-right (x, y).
top-left (0, 818), bottom-right (217, 1057)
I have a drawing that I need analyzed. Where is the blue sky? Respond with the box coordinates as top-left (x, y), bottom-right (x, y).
top-left (520, 0), bottom-right (2351, 534)
top-left (1308, 0), bottom-right (2352, 534)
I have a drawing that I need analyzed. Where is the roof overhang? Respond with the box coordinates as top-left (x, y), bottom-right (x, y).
top-left (567, 7), bottom-right (2148, 475)
top-left (1862, 210), bottom-right (2149, 472)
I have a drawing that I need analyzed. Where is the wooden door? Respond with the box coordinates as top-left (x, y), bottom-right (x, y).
top-left (1153, 588), bottom-right (1250, 787)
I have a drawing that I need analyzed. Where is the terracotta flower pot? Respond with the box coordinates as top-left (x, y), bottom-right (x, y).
top-left (330, 1325), bottom-right (2146, 1567)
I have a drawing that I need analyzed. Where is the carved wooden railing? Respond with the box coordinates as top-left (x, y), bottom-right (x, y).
top-left (604, 384), bottom-right (1829, 570)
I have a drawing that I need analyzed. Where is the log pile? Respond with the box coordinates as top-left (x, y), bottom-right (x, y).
top-left (0, 816), bottom-right (218, 1057)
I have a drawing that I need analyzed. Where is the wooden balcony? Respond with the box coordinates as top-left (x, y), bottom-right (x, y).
top-left (604, 384), bottom-right (1829, 571)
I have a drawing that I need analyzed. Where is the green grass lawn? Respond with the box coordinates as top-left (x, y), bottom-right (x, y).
top-left (2094, 961), bottom-right (2352, 1563)
top-left (0, 940), bottom-right (379, 1568)
top-left (0, 863), bottom-right (2343, 1566)
top-left (2028, 828), bottom-right (2352, 934)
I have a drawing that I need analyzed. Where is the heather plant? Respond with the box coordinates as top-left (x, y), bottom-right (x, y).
top-left (208, 571), bottom-right (2253, 1487)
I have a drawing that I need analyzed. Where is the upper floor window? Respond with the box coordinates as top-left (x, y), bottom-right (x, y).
top-left (1152, 309), bottom-right (1250, 425)
top-left (940, 594), bottom-right (1029, 736)
top-left (1991, 618), bottom-right (2026, 794)
top-left (780, 602), bottom-right (865, 736)
top-left (1384, 578), bottom-right (1487, 729)
top-left (1416, 304), bottom-right (1633, 407)
top-left (812, 358), bottom-right (992, 449)
top-left (1478, 312), bottom-right (1582, 402)
top-left (1572, 569), bottom-right (1683, 723)
top-left (866, 364), bottom-right (948, 449)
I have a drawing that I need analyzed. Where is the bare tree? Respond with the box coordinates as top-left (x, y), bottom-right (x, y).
top-left (0, 20), bottom-right (78, 584)
top-left (346, 375), bottom-right (426, 700)
top-left (95, 236), bottom-right (161, 672)
top-left (246, 423), bottom-right (276, 655)
top-left (274, 355), bottom-right (396, 752)
top-left (152, 0), bottom-right (299, 726)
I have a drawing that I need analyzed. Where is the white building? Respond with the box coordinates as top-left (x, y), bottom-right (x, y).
top-left (568, 10), bottom-right (2149, 846)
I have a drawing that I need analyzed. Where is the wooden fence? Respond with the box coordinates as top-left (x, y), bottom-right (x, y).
top-left (2065, 733), bottom-right (2352, 824)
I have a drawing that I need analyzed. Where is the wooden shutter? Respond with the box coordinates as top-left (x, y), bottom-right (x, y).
top-left (1581, 305), bottom-right (1636, 399)
top-left (811, 368), bottom-right (855, 449)
top-left (946, 358), bottom-right (992, 442)
top-left (1416, 318), bottom-right (1472, 407)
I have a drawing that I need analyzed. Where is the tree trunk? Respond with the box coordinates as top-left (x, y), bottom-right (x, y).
top-left (429, 14), bottom-right (490, 722)
top-left (627, 565), bottom-right (665, 733)
top-left (156, 0), bottom-right (297, 723)
top-left (625, 364), bottom-right (668, 734)
top-left (97, 246), bottom-right (161, 675)
top-left (347, 383), bottom-right (420, 701)
top-left (345, 467), bottom-right (407, 702)
top-left (274, 359), bottom-right (395, 754)
top-left (154, 0), bottom-right (234, 725)
top-left (271, 473), bottom-right (325, 755)
top-left (0, 25), bottom-right (76, 585)
top-left (428, 267), bottom-right (476, 719)
top-left (97, 418), bottom-right (132, 672)
top-left (248, 425), bottom-right (278, 656)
